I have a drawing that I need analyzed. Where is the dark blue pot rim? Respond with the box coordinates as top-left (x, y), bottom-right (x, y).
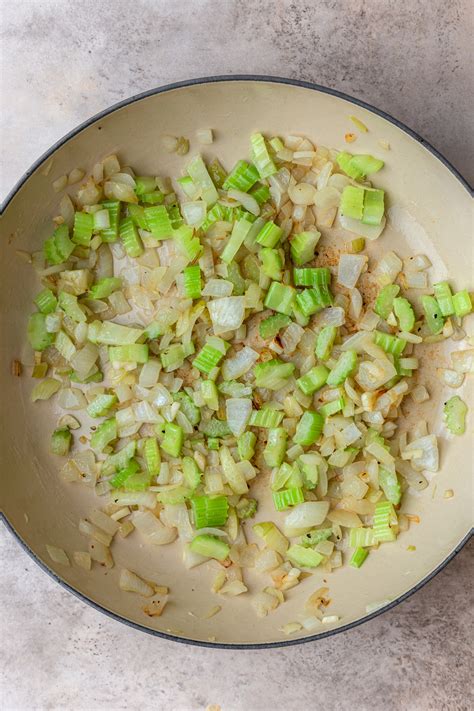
top-left (1, 75), bottom-right (472, 649)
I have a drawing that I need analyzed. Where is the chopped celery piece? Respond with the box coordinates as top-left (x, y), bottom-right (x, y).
top-left (287, 544), bottom-right (324, 568)
top-left (297, 365), bottom-right (329, 395)
top-left (140, 191), bottom-right (164, 205)
top-left (259, 313), bottom-right (291, 340)
top-left (43, 224), bottom-right (74, 265)
top-left (87, 393), bottom-right (117, 418)
top-left (191, 495), bottom-right (229, 528)
top-left (109, 344), bottom-right (149, 363)
top-left (194, 341), bottom-right (225, 374)
top-left (290, 230), bottom-right (320, 266)
top-left (319, 396), bottom-right (345, 418)
top-left (350, 547), bottom-right (369, 568)
top-left (201, 419), bottom-right (231, 437)
top-left (373, 331), bottom-right (406, 356)
top-left (326, 351), bottom-right (357, 386)
top-left (102, 441), bottom-right (136, 476)
top-left (51, 428), bottom-right (72, 456)
top-left (144, 437), bottom-right (161, 475)
top-left (177, 176), bottom-right (198, 199)
top-left (157, 486), bottom-right (191, 504)
top-left (201, 380), bottom-right (219, 411)
top-left (236, 498), bottom-right (258, 520)
top-left (452, 290), bottom-right (472, 317)
top-left (174, 392), bottom-right (201, 426)
top-left (207, 437), bottom-right (220, 450)
top-left (183, 265), bottom-right (202, 299)
top-left (190, 534), bottom-right (229, 561)
top-left (144, 205), bottom-right (173, 239)
top-left (273, 487), bottom-right (304, 511)
top-left (340, 185), bottom-right (365, 220)
top-left (421, 295), bottom-right (444, 334)
top-left (226, 261), bottom-right (246, 295)
top-left (100, 201), bottom-right (120, 242)
top-left (301, 528), bottom-right (332, 547)
top-left (375, 284), bottom-right (400, 320)
top-left (95, 321), bottom-right (143, 345)
top-left (182, 456), bottom-right (202, 489)
top-left (27, 313), bottom-right (54, 351)
top-left (250, 133), bottom-right (277, 178)
top-left (260, 248), bottom-right (283, 281)
top-left (249, 408), bottom-right (284, 428)
top-left (223, 160), bottom-right (259, 192)
top-left (264, 282), bottom-right (295, 315)
top-left (89, 277), bottom-right (122, 299)
top-left (373, 501), bottom-right (396, 542)
top-left (379, 467), bottom-right (401, 505)
top-left (349, 528), bottom-right (375, 548)
top-left (271, 462), bottom-right (295, 491)
top-left (123, 471), bottom-right (151, 491)
top-left (254, 359), bottom-right (295, 389)
top-left (293, 411), bottom-right (324, 446)
top-left (72, 212), bottom-right (94, 246)
top-left (208, 158), bottom-right (227, 189)
top-left (58, 291), bottom-right (86, 322)
top-left (351, 237), bottom-right (365, 253)
top-left (255, 221), bottom-right (283, 247)
top-left (362, 189), bottom-right (385, 226)
top-left (393, 297), bottom-right (415, 332)
top-left (187, 155), bottom-right (219, 206)
top-left (55, 330), bottom-right (75, 361)
top-left (160, 422), bottom-right (183, 457)
top-left (160, 344), bottom-right (185, 370)
top-left (444, 396), bottom-right (467, 435)
top-left (90, 418), bottom-right (117, 452)
top-left (173, 224), bottom-right (202, 261)
top-left (295, 285), bottom-right (332, 316)
top-left (315, 325), bottom-right (337, 361)
top-left (253, 521), bottom-right (288, 555)
top-left (293, 267), bottom-right (330, 287)
top-left (337, 152), bottom-right (384, 179)
top-left (221, 218), bottom-right (253, 263)
top-left (119, 216), bottom-right (143, 257)
top-left (134, 176), bottom-right (156, 195)
top-left (249, 183), bottom-right (270, 205)
top-left (238, 431), bottom-right (257, 460)
top-left (263, 428), bottom-right (288, 467)
top-left (433, 282), bottom-right (455, 317)
top-left (111, 458), bottom-right (140, 488)
top-left (34, 288), bottom-right (57, 314)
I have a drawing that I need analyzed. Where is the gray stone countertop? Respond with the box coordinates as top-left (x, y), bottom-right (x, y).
top-left (0, 2), bottom-right (472, 709)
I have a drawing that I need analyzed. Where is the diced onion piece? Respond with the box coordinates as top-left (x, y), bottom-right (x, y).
top-left (403, 434), bottom-right (439, 473)
top-left (337, 254), bottom-right (367, 289)
top-left (339, 212), bottom-right (386, 240)
top-left (374, 251), bottom-right (402, 286)
top-left (283, 502), bottom-right (330, 537)
top-left (288, 182), bottom-right (317, 206)
top-left (46, 545), bottom-right (70, 566)
top-left (119, 569), bottom-right (155, 597)
top-left (226, 398), bottom-right (252, 437)
top-left (208, 297), bottom-right (245, 335)
top-left (131, 511), bottom-right (177, 544)
top-left (227, 189), bottom-right (260, 216)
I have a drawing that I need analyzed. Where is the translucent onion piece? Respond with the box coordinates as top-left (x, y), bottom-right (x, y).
top-left (226, 397), bottom-right (252, 436)
top-left (337, 254), bottom-right (367, 289)
top-left (339, 212), bottom-right (386, 240)
top-left (208, 296), bottom-right (245, 335)
top-left (131, 511), bottom-right (177, 545)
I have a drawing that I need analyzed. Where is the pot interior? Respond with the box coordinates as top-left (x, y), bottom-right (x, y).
top-left (0, 79), bottom-right (472, 646)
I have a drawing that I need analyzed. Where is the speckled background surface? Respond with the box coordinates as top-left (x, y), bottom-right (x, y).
top-left (0, 1), bottom-right (472, 709)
